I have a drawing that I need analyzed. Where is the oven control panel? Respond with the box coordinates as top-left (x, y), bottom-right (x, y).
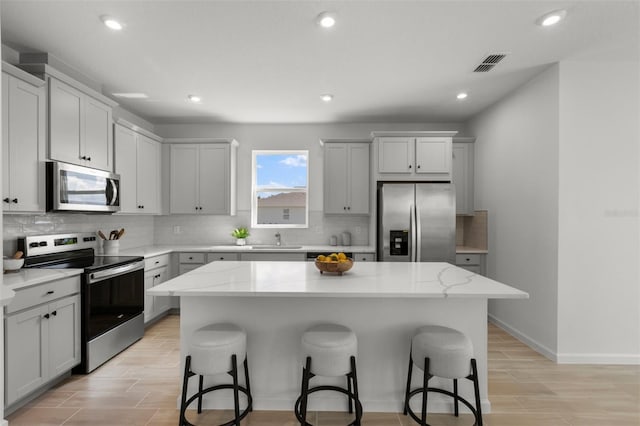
top-left (18, 233), bottom-right (98, 257)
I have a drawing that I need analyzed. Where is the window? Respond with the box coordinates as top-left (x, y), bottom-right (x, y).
top-left (251, 150), bottom-right (308, 228)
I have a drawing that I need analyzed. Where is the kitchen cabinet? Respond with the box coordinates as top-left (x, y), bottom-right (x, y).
top-left (353, 253), bottom-right (375, 262)
top-left (5, 276), bottom-right (81, 407)
top-left (170, 141), bottom-right (237, 215)
top-left (323, 141), bottom-right (370, 215)
top-left (178, 252), bottom-right (209, 275)
top-left (144, 254), bottom-right (170, 323)
top-left (115, 123), bottom-right (161, 214)
top-left (48, 76), bottom-right (114, 171)
top-left (452, 139), bottom-right (475, 215)
top-left (455, 253), bottom-right (486, 276)
top-left (2, 65), bottom-right (46, 213)
top-left (207, 252), bottom-right (240, 262)
top-left (377, 137), bottom-right (451, 175)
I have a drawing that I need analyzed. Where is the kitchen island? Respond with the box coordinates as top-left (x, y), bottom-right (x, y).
top-left (148, 261), bottom-right (528, 414)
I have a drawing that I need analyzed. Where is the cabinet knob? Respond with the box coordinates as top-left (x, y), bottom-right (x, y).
top-left (3, 198), bottom-right (9, 203)
top-left (12, 198), bottom-right (18, 203)
top-left (87, 157), bottom-right (91, 161)
top-left (219, 257), bottom-right (224, 260)
top-left (417, 165), bottom-right (421, 169)
top-left (46, 290), bottom-right (54, 295)
top-left (344, 206), bottom-right (347, 210)
top-left (155, 261), bottom-right (160, 264)
top-left (43, 314), bottom-right (50, 319)
top-left (51, 311), bottom-right (57, 316)
top-left (408, 164), bottom-right (412, 169)
top-left (347, 206), bottom-right (351, 210)
top-left (80, 155), bottom-right (86, 160)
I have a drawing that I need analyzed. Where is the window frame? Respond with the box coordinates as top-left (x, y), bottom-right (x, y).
top-left (251, 150), bottom-right (309, 229)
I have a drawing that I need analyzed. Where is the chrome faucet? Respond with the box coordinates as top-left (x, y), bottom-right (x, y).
top-left (275, 232), bottom-right (281, 246)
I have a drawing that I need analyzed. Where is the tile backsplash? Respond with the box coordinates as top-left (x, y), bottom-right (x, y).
top-left (3, 210), bottom-right (370, 255)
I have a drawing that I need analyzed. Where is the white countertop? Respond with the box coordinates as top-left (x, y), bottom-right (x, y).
top-left (148, 261), bottom-right (528, 299)
top-left (2, 268), bottom-right (83, 291)
top-left (119, 244), bottom-right (375, 258)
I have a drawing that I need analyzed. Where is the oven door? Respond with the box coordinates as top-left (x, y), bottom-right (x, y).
top-left (84, 261), bottom-right (145, 341)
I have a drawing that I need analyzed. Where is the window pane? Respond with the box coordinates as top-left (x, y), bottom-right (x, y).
top-left (256, 154), bottom-right (307, 189)
top-left (256, 191), bottom-right (307, 225)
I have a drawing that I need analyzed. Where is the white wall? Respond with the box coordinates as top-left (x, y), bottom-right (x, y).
top-left (469, 65), bottom-right (560, 357)
top-left (557, 60), bottom-right (640, 363)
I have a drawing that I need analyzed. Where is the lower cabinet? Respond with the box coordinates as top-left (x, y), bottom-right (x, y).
top-left (144, 254), bottom-right (170, 323)
top-left (178, 252), bottom-right (207, 275)
top-left (455, 254), bottom-right (486, 276)
top-left (353, 253), bottom-right (375, 262)
top-left (5, 277), bottom-right (81, 408)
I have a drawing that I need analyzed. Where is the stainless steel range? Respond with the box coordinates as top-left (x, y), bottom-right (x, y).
top-left (18, 233), bottom-right (145, 373)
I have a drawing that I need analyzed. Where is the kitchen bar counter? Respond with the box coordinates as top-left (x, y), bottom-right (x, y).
top-left (149, 261), bottom-right (526, 414)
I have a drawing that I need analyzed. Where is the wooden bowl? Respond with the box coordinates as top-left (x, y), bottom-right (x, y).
top-left (314, 258), bottom-right (354, 275)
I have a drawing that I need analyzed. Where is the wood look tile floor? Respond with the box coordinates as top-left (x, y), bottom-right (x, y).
top-left (8, 315), bottom-right (640, 425)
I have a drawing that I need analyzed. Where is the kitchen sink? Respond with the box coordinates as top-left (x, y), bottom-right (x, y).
top-left (250, 245), bottom-right (303, 250)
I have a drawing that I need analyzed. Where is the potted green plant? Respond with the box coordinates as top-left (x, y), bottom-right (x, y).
top-left (231, 227), bottom-right (250, 246)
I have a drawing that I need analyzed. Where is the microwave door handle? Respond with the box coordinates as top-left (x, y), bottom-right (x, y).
top-left (108, 179), bottom-right (118, 205)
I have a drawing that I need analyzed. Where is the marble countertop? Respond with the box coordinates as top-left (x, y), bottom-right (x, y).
top-left (3, 268), bottom-right (83, 292)
top-left (148, 261), bottom-right (528, 299)
top-left (118, 244), bottom-right (376, 258)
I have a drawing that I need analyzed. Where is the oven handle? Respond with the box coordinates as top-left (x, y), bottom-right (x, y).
top-left (86, 261), bottom-right (145, 284)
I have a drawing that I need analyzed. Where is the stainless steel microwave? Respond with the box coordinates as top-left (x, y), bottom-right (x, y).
top-left (46, 162), bottom-right (120, 213)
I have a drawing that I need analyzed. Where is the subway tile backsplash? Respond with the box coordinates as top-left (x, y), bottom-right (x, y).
top-left (3, 211), bottom-right (370, 255)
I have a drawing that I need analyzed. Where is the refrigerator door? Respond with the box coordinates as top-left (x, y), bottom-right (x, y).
top-left (415, 183), bottom-right (456, 263)
top-left (377, 183), bottom-right (415, 262)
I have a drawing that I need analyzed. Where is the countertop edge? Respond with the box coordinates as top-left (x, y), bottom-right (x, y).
top-left (3, 269), bottom-right (83, 292)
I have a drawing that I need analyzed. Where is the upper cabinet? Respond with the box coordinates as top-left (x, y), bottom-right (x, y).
top-left (18, 63), bottom-right (118, 172)
top-left (323, 141), bottom-right (370, 215)
top-left (49, 77), bottom-right (114, 171)
top-left (2, 64), bottom-right (46, 213)
top-left (452, 138), bottom-right (475, 216)
top-left (169, 141), bottom-right (237, 215)
top-left (373, 131), bottom-right (456, 181)
top-left (114, 123), bottom-right (161, 214)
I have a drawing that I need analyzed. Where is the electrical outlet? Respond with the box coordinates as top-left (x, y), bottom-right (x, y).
top-left (355, 226), bottom-right (362, 234)
top-left (314, 225), bottom-right (322, 233)
top-left (173, 226), bottom-right (181, 234)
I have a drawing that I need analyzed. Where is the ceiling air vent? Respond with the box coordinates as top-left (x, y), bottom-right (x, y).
top-left (473, 53), bottom-right (508, 72)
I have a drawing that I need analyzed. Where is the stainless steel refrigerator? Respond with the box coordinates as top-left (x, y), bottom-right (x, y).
top-left (376, 182), bottom-right (456, 263)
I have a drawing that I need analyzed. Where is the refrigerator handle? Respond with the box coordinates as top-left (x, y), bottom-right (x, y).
top-left (410, 203), bottom-right (416, 262)
top-left (416, 204), bottom-right (422, 261)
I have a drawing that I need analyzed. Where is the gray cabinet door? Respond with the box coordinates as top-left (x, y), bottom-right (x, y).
top-left (48, 295), bottom-right (81, 376)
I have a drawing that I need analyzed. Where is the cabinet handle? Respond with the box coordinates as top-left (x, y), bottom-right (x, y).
top-left (188, 257), bottom-right (193, 260)
top-left (87, 157), bottom-right (91, 161)
top-left (3, 198), bottom-right (9, 203)
top-left (155, 274), bottom-right (161, 279)
top-left (51, 311), bottom-right (57, 316)
top-left (219, 257), bottom-right (224, 260)
top-left (80, 155), bottom-right (86, 160)
top-left (408, 164), bottom-right (412, 169)
top-left (417, 165), bottom-right (421, 169)
top-left (347, 206), bottom-right (351, 210)
top-left (11, 198), bottom-right (18, 203)
top-left (43, 314), bottom-right (50, 319)
top-left (343, 206), bottom-right (346, 210)
top-left (46, 290), bottom-right (54, 295)
top-left (155, 261), bottom-right (160, 264)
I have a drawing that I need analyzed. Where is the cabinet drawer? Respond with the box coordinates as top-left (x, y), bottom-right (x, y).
top-left (145, 254), bottom-right (170, 270)
top-left (207, 252), bottom-right (240, 262)
top-left (179, 252), bottom-right (205, 264)
top-left (7, 276), bottom-right (80, 314)
top-left (353, 253), bottom-right (375, 262)
top-left (455, 254), bottom-right (481, 265)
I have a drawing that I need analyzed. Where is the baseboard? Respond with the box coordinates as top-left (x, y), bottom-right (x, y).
top-left (489, 315), bottom-right (640, 365)
top-left (556, 353), bottom-right (640, 365)
top-left (488, 314), bottom-right (557, 362)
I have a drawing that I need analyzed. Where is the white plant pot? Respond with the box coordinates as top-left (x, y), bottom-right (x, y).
top-left (236, 238), bottom-right (246, 246)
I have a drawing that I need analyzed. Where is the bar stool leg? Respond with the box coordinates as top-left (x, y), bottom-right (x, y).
top-left (347, 373), bottom-right (353, 414)
top-left (244, 357), bottom-right (253, 412)
top-left (403, 352), bottom-right (413, 415)
top-left (230, 354), bottom-right (241, 426)
top-left (420, 358), bottom-right (430, 426)
top-left (300, 356), bottom-right (312, 425)
top-left (197, 375), bottom-right (204, 413)
top-left (350, 356), bottom-right (362, 426)
top-left (471, 359), bottom-right (483, 426)
top-left (453, 378), bottom-right (459, 416)
top-left (179, 356), bottom-right (192, 426)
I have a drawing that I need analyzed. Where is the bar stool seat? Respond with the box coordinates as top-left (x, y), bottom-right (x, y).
top-left (404, 325), bottom-right (483, 426)
top-left (295, 324), bottom-right (363, 426)
top-left (180, 323), bottom-right (252, 426)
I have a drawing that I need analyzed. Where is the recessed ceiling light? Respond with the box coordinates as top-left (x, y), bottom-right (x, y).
top-left (188, 95), bottom-right (202, 103)
top-left (317, 12), bottom-right (336, 28)
top-left (536, 9), bottom-right (567, 27)
top-left (112, 93), bottom-right (148, 99)
top-left (456, 92), bottom-right (468, 100)
top-left (320, 94), bottom-right (334, 102)
top-left (101, 15), bottom-right (124, 31)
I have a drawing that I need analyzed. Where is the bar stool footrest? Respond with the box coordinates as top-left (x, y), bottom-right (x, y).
top-left (180, 384), bottom-right (252, 426)
top-left (294, 385), bottom-right (363, 426)
top-left (405, 387), bottom-right (480, 426)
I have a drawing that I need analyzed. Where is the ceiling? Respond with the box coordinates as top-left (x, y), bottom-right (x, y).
top-left (1, 1), bottom-right (638, 124)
